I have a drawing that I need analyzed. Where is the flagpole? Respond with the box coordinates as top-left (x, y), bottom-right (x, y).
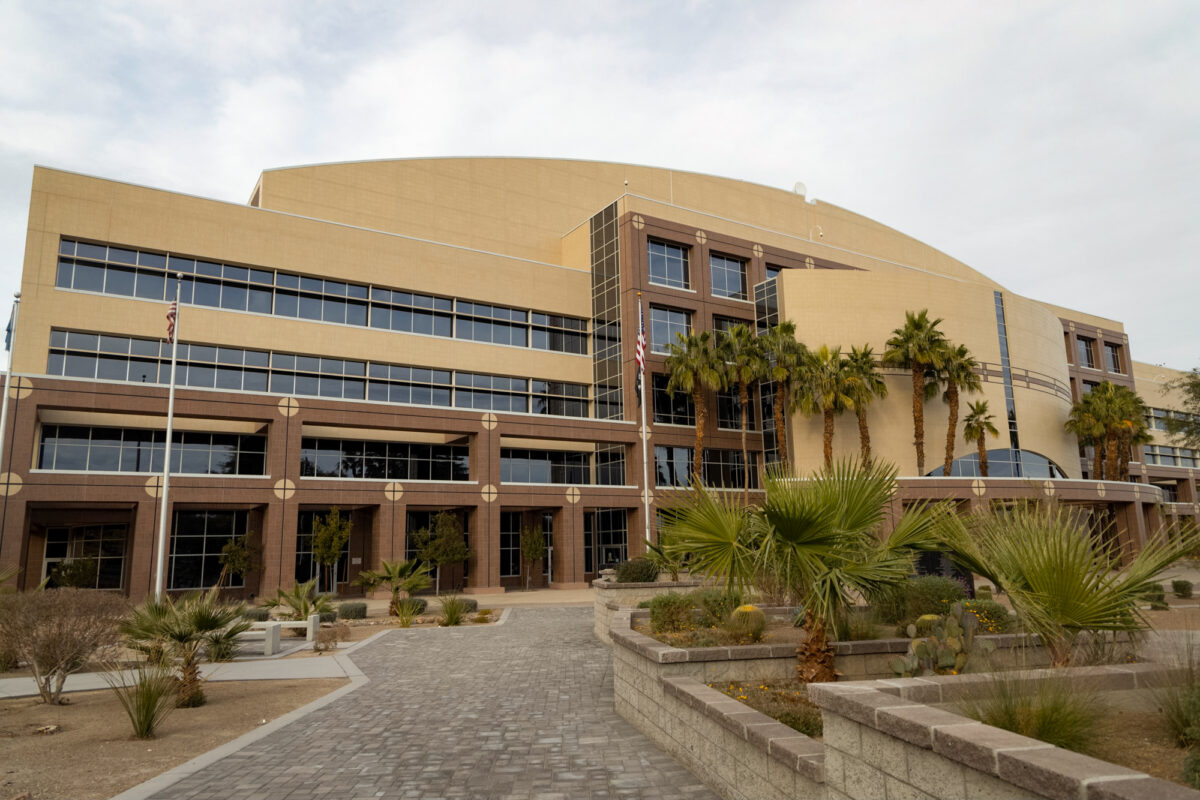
top-left (153, 277), bottom-right (182, 599)
top-left (637, 293), bottom-right (651, 544)
top-left (0, 293), bottom-right (21, 485)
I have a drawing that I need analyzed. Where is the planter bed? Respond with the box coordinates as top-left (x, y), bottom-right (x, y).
top-left (609, 606), bottom-right (1199, 800)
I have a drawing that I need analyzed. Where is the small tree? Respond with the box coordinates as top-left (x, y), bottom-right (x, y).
top-left (415, 512), bottom-right (471, 594)
top-left (311, 509), bottom-right (352, 594)
top-left (519, 525), bottom-right (546, 591)
top-left (0, 588), bottom-right (127, 704)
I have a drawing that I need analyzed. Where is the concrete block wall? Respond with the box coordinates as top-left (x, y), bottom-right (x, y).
top-left (610, 609), bottom-right (825, 800)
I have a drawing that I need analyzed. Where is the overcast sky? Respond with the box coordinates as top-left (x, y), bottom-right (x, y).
top-left (0, 1), bottom-right (1196, 369)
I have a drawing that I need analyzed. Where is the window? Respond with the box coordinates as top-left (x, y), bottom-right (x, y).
top-left (55, 237), bottom-right (587, 355)
top-left (710, 253), bottom-right (747, 300)
top-left (650, 306), bottom-right (690, 353)
top-left (38, 425), bottom-right (266, 475)
top-left (1104, 343), bottom-right (1123, 373)
top-left (500, 512), bottom-right (522, 578)
top-left (648, 240), bottom-right (689, 290)
top-left (49, 329), bottom-right (588, 418)
top-left (295, 509), bottom-right (351, 591)
top-left (717, 388), bottom-right (755, 430)
top-left (169, 510), bottom-right (246, 590)
top-left (652, 374), bottom-right (695, 425)
top-left (300, 438), bottom-right (469, 481)
top-left (43, 524), bottom-right (127, 589)
top-left (712, 315), bottom-right (752, 335)
top-left (1076, 336), bottom-right (1097, 369)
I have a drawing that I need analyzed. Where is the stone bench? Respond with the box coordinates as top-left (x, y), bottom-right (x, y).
top-left (250, 613), bottom-right (320, 642)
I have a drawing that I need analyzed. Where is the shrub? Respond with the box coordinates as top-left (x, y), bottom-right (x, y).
top-left (648, 592), bottom-right (694, 633)
top-left (338, 602), bottom-right (367, 620)
top-left (1143, 583), bottom-right (1167, 604)
top-left (313, 622), bottom-right (350, 653)
top-left (693, 588), bottom-right (742, 627)
top-left (959, 673), bottom-right (1106, 754)
top-left (394, 597), bottom-right (424, 628)
top-left (438, 595), bottom-right (471, 626)
top-left (615, 559), bottom-right (660, 583)
top-left (0, 588), bottom-right (127, 704)
top-left (833, 607), bottom-right (880, 641)
top-left (725, 605), bottom-right (766, 642)
top-left (102, 660), bottom-right (177, 739)
top-left (962, 599), bottom-right (1014, 634)
top-left (1174, 580), bottom-right (1194, 599)
top-left (242, 606), bottom-right (270, 622)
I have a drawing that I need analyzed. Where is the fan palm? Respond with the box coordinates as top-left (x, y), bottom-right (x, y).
top-left (794, 345), bottom-right (854, 469)
top-left (962, 400), bottom-right (1000, 476)
top-left (758, 322), bottom-right (806, 469)
top-left (844, 345), bottom-right (888, 466)
top-left (939, 343), bottom-right (982, 475)
top-left (120, 586), bottom-right (249, 707)
top-left (353, 558), bottom-right (432, 615)
top-left (717, 324), bottom-right (766, 503)
top-left (884, 310), bottom-right (948, 475)
top-left (940, 505), bottom-right (1200, 666)
top-left (663, 460), bottom-right (948, 682)
top-left (665, 330), bottom-right (727, 481)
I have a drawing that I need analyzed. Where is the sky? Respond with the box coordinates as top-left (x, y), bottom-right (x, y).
top-left (0, 0), bottom-right (1197, 369)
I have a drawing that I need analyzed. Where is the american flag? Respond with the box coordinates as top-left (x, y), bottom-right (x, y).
top-left (166, 301), bottom-right (177, 344)
top-left (635, 300), bottom-right (646, 405)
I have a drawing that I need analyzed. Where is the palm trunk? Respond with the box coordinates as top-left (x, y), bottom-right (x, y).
top-left (739, 381), bottom-right (750, 505)
top-left (977, 434), bottom-right (989, 477)
top-left (1105, 433), bottom-right (1119, 481)
top-left (911, 366), bottom-right (925, 475)
top-left (795, 609), bottom-right (837, 683)
top-left (693, 387), bottom-right (706, 483)
top-left (823, 408), bottom-right (835, 469)
top-left (944, 382), bottom-right (959, 475)
top-left (774, 382), bottom-right (789, 469)
top-left (856, 407), bottom-right (872, 466)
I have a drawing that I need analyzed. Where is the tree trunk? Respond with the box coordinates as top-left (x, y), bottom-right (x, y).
top-left (1105, 433), bottom-right (1119, 481)
top-left (795, 609), bottom-right (837, 683)
top-left (774, 382), bottom-right (789, 470)
top-left (693, 387), bottom-right (706, 483)
top-left (944, 382), bottom-right (959, 475)
top-left (739, 381), bottom-right (750, 505)
top-left (978, 434), bottom-right (989, 477)
top-left (856, 407), bottom-right (872, 466)
top-left (911, 366), bottom-right (925, 475)
top-left (823, 408), bottom-right (835, 469)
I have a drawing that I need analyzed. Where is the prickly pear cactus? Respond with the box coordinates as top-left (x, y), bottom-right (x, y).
top-left (890, 602), bottom-right (996, 677)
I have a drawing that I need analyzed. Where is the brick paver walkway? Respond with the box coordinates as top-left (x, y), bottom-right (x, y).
top-left (149, 607), bottom-right (718, 800)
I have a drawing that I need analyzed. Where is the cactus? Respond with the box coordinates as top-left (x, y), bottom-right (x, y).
top-left (889, 602), bottom-right (995, 678)
top-left (725, 604), bottom-right (767, 642)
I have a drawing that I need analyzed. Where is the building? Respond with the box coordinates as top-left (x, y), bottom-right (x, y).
top-left (1, 158), bottom-right (1195, 600)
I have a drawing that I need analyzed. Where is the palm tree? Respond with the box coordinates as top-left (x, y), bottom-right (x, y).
top-left (1065, 391), bottom-right (1106, 479)
top-left (795, 345), bottom-right (854, 469)
top-left (940, 505), bottom-right (1200, 666)
top-left (718, 324), bottom-right (766, 503)
top-left (758, 322), bottom-right (806, 469)
top-left (353, 558), bottom-right (433, 615)
top-left (939, 344), bottom-right (982, 475)
top-left (884, 310), bottom-right (948, 475)
top-left (663, 460), bottom-right (949, 682)
top-left (665, 330), bottom-right (727, 482)
top-left (844, 345), bottom-right (888, 466)
top-left (962, 400), bottom-right (1000, 477)
top-left (121, 586), bottom-right (250, 708)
